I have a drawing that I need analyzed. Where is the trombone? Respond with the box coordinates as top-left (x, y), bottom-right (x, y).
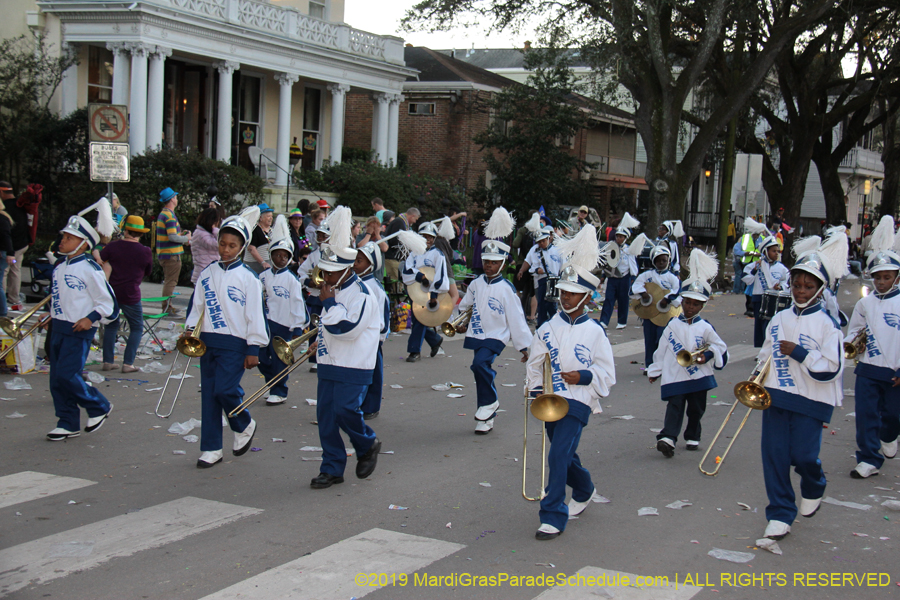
top-left (676, 344), bottom-right (710, 367)
top-left (440, 306), bottom-right (472, 337)
top-left (523, 355), bottom-right (570, 501)
top-left (155, 314), bottom-right (206, 418)
top-left (699, 356), bottom-right (772, 476)
top-left (844, 329), bottom-right (867, 360)
top-left (228, 323), bottom-right (319, 417)
top-left (0, 296), bottom-right (52, 361)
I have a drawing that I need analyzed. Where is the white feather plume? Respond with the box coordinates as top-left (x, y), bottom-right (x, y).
top-left (619, 212), bottom-right (640, 229)
top-left (270, 214), bottom-right (291, 244)
top-left (524, 212), bottom-right (542, 235)
top-left (325, 205), bottom-right (353, 250)
top-left (893, 230), bottom-right (900, 255)
top-left (396, 229), bottom-right (427, 259)
top-left (669, 220), bottom-right (685, 238)
top-left (78, 197), bottom-right (115, 238)
top-left (555, 224), bottom-right (600, 271)
top-left (791, 235), bottom-right (821, 258)
top-left (743, 217), bottom-right (769, 236)
top-left (686, 248), bottom-right (718, 284)
top-left (818, 229), bottom-right (849, 281)
top-left (437, 216), bottom-right (454, 240)
top-left (238, 206), bottom-right (261, 233)
top-left (484, 207), bottom-right (516, 240)
top-left (628, 233), bottom-right (649, 257)
top-left (869, 215), bottom-right (895, 254)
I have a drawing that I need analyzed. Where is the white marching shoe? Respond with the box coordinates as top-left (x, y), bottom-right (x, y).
top-left (616, 323), bottom-right (627, 330)
top-left (799, 497), bottom-right (822, 518)
top-left (233, 419), bottom-right (257, 456)
top-left (474, 419), bottom-right (494, 435)
top-left (266, 394), bottom-right (286, 405)
top-left (47, 428), bottom-right (80, 441)
top-left (474, 401), bottom-right (499, 422)
top-left (568, 489), bottom-right (602, 518)
top-left (851, 462), bottom-right (879, 479)
top-left (535, 523), bottom-right (561, 541)
top-left (85, 404), bottom-right (113, 433)
top-left (763, 520), bottom-right (791, 540)
top-left (882, 439), bottom-right (898, 459)
top-left (197, 450), bottom-right (223, 468)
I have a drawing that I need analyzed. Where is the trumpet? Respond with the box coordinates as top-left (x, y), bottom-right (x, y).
top-left (0, 296), bottom-right (52, 361)
top-left (228, 325), bottom-right (319, 417)
top-left (699, 356), bottom-right (772, 476)
top-left (155, 314), bottom-right (207, 418)
top-left (523, 355), bottom-right (569, 501)
top-left (844, 329), bottom-right (867, 360)
top-left (440, 307), bottom-right (473, 337)
top-left (676, 344), bottom-right (710, 367)
top-left (311, 266), bottom-right (325, 287)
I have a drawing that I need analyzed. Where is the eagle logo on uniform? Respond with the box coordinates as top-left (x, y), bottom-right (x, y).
top-left (227, 286), bottom-right (246, 306)
top-left (272, 285), bottom-right (290, 299)
top-left (884, 314), bottom-right (900, 329)
top-left (574, 344), bottom-right (592, 366)
top-left (423, 258), bottom-right (434, 267)
top-left (798, 334), bottom-right (821, 352)
top-left (487, 297), bottom-right (504, 314)
top-left (64, 275), bottom-right (86, 291)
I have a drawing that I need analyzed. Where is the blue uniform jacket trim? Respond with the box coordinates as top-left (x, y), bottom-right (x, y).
top-left (661, 374), bottom-right (717, 399)
top-left (464, 337), bottom-right (507, 355)
top-left (855, 362), bottom-right (899, 383)
top-left (766, 388), bottom-right (834, 422)
top-left (322, 298), bottom-right (368, 335)
top-left (51, 318), bottom-right (97, 340)
top-left (577, 370), bottom-right (593, 385)
top-left (267, 321), bottom-right (291, 343)
top-left (788, 341), bottom-right (842, 382)
top-left (317, 363), bottom-right (374, 385)
top-left (562, 397), bottom-right (591, 426)
top-left (200, 331), bottom-right (260, 356)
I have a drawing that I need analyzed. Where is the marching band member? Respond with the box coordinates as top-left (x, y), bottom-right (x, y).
top-left (846, 216), bottom-right (900, 479)
top-left (525, 224), bottom-right (616, 540)
top-left (457, 207), bottom-right (531, 435)
top-left (402, 221), bottom-right (449, 362)
top-left (649, 249), bottom-right (728, 457)
top-left (519, 225), bottom-right (562, 327)
top-left (311, 206), bottom-right (382, 489)
top-left (629, 237), bottom-right (682, 375)
top-left (297, 221), bottom-right (331, 372)
top-left (44, 200), bottom-right (118, 441)
top-left (741, 236), bottom-right (789, 348)
top-left (757, 231), bottom-right (845, 541)
top-left (258, 215), bottom-right (309, 406)
top-left (185, 207), bottom-right (268, 468)
top-left (656, 220), bottom-right (683, 275)
top-left (599, 212), bottom-right (640, 330)
top-left (354, 241), bottom-right (391, 420)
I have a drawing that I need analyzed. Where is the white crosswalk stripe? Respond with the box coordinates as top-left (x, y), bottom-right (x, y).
top-left (0, 496), bottom-right (261, 598)
top-left (533, 567), bottom-right (701, 600)
top-left (0, 471), bottom-right (95, 510)
top-left (198, 527), bottom-right (465, 600)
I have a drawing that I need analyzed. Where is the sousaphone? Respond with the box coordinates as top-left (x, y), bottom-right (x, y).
top-left (631, 281), bottom-right (682, 326)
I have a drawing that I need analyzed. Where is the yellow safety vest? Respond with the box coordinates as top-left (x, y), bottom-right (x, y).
top-left (740, 234), bottom-right (758, 264)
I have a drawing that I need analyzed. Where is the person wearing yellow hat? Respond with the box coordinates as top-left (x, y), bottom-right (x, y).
top-left (99, 215), bottom-right (153, 373)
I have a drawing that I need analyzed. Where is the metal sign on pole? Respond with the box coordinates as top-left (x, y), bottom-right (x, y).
top-left (89, 104), bottom-right (129, 143)
top-left (89, 143), bottom-right (131, 183)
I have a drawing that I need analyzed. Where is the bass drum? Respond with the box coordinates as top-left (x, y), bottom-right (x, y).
top-left (544, 276), bottom-right (560, 303)
top-left (636, 239), bottom-right (655, 273)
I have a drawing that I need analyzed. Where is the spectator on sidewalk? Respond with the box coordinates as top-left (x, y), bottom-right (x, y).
top-left (0, 182), bottom-right (32, 310)
top-left (191, 207), bottom-right (221, 283)
top-left (155, 187), bottom-right (191, 315)
top-left (0, 194), bottom-right (14, 318)
top-left (244, 203), bottom-right (274, 274)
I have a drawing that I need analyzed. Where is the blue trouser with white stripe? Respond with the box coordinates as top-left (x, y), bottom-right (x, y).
top-left (258, 321), bottom-right (291, 399)
top-left (49, 329), bottom-right (111, 432)
top-left (642, 320), bottom-right (665, 369)
top-left (539, 401), bottom-right (593, 532)
top-left (407, 311), bottom-right (441, 354)
top-left (752, 296), bottom-right (765, 348)
top-left (600, 276), bottom-right (630, 327)
top-left (471, 346), bottom-right (500, 410)
top-left (199, 347), bottom-right (251, 452)
top-left (761, 406), bottom-right (827, 524)
top-left (316, 378), bottom-right (377, 477)
top-left (855, 375), bottom-right (900, 469)
top-left (360, 342), bottom-right (384, 415)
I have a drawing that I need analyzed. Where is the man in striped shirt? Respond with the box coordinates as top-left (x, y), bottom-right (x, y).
top-left (155, 187), bottom-right (191, 315)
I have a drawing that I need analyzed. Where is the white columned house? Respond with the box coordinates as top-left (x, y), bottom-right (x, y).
top-left (327, 83), bottom-right (350, 164)
top-left (107, 42), bottom-right (130, 106)
top-left (214, 61), bottom-right (239, 162)
top-left (146, 46), bottom-right (171, 150)
top-left (275, 72), bottom-right (299, 186)
top-left (128, 43), bottom-right (150, 155)
top-left (373, 93), bottom-right (390, 164)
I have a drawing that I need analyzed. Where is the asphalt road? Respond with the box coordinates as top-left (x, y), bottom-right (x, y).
top-left (1, 279), bottom-right (897, 600)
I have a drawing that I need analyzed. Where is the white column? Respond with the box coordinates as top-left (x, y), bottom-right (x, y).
top-left (370, 95), bottom-right (380, 154)
top-left (128, 43), bottom-right (150, 156)
top-left (146, 46), bottom-right (171, 150)
top-left (327, 83), bottom-right (350, 164)
top-left (60, 43), bottom-right (79, 116)
top-left (275, 73), bottom-right (299, 186)
top-left (373, 93), bottom-right (390, 164)
top-left (107, 42), bottom-right (130, 106)
top-left (214, 61), bottom-right (240, 162)
top-left (387, 93), bottom-right (403, 166)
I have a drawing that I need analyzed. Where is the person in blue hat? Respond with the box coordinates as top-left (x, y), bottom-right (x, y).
top-left (155, 187), bottom-right (191, 315)
top-left (244, 203), bottom-right (275, 274)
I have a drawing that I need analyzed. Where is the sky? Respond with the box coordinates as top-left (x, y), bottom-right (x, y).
top-left (342, 0), bottom-right (527, 50)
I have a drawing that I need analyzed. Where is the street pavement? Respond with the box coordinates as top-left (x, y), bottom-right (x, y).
top-left (1, 278), bottom-right (898, 600)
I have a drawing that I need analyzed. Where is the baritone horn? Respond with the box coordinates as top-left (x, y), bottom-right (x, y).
top-left (676, 344), bottom-right (710, 367)
top-left (0, 296), bottom-right (52, 361)
top-left (699, 356), bottom-right (772, 476)
top-left (844, 329), bottom-right (867, 360)
top-left (155, 311), bottom-right (207, 418)
top-left (441, 306), bottom-right (473, 337)
top-left (523, 355), bottom-right (569, 501)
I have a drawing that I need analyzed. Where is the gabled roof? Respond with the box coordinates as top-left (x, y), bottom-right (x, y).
top-left (404, 46), bottom-right (521, 89)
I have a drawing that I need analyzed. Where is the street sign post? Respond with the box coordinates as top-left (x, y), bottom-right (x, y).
top-left (89, 143), bottom-right (131, 183)
top-left (89, 104), bottom-right (129, 143)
